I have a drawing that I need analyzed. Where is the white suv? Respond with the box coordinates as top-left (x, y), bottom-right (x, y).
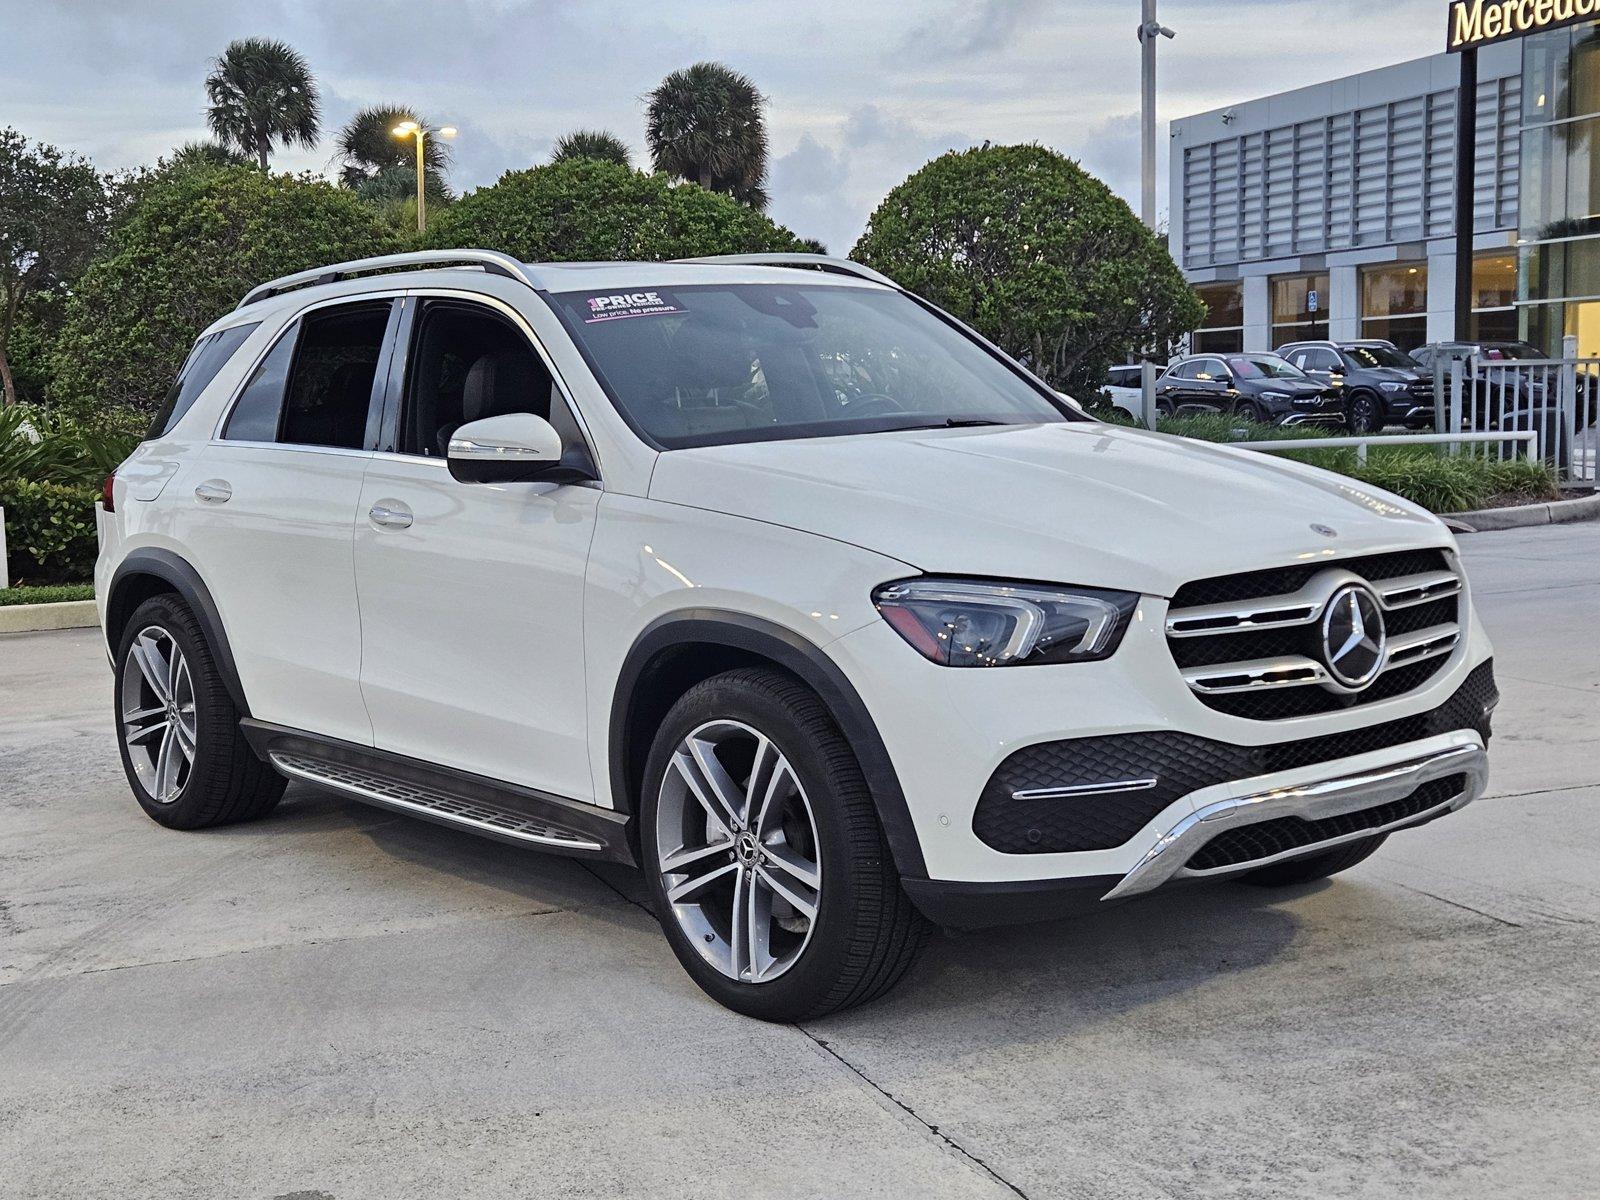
top-left (96, 250), bottom-right (1497, 1019)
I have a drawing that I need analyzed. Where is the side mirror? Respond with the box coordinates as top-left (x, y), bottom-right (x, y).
top-left (1054, 390), bottom-right (1088, 415)
top-left (447, 413), bottom-right (596, 485)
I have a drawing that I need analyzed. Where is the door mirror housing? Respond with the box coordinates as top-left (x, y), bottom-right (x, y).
top-left (447, 413), bottom-right (596, 485)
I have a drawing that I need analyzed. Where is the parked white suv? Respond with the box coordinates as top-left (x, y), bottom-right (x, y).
top-left (97, 251), bottom-right (1497, 1019)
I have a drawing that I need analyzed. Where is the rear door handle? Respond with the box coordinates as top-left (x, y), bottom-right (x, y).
top-left (194, 480), bottom-right (232, 503)
top-left (369, 503), bottom-right (413, 530)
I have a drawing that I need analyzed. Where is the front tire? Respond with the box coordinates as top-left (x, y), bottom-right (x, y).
top-left (1347, 390), bottom-right (1384, 434)
top-left (114, 594), bottom-right (285, 829)
top-left (640, 669), bottom-right (928, 1021)
top-left (1239, 833), bottom-right (1386, 887)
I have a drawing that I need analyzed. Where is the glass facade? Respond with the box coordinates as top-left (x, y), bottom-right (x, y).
top-left (1472, 251), bottom-right (1520, 341)
top-left (1270, 273), bottom-right (1330, 348)
top-left (1361, 262), bottom-right (1429, 352)
top-left (1191, 282), bottom-right (1244, 353)
top-left (1519, 22), bottom-right (1600, 352)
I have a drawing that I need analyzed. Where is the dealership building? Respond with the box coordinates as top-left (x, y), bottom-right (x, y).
top-left (1168, 19), bottom-right (1600, 357)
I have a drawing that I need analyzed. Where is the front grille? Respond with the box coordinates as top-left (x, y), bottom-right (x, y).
top-left (1184, 775), bottom-right (1466, 871)
top-left (1166, 549), bottom-right (1461, 720)
top-left (971, 660), bottom-right (1495, 855)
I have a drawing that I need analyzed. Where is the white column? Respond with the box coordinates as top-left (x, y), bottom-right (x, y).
top-left (1329, 266), bottom-right (1361, 340)
top-left (1427, 246), bottom-right (1459, 343)
top-left (1243, 276), bottom-right (1271, 350)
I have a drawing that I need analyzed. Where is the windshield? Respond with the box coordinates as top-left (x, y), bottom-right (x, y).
top-left (1482, 342), bottom-right (1544, 361)
top-left (1343, 344), bottom-right (1415, 369)
top-left (548, 284), bottom-right (1072, 448)
top-left (1227, 355), bottom-right (1306, 380)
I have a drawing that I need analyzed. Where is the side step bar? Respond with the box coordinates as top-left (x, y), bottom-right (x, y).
top-left (241, 720), bottom-right (634, 864)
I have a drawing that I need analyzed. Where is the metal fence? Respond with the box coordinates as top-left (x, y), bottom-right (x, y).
top-left (1433, 347), bottom-right (1598, 486)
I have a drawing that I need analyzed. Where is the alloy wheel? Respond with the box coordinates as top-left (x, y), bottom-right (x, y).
top-left (120, 626), bottom-right (197, 804)
top-left (655, 719), bottom-right (822, 984)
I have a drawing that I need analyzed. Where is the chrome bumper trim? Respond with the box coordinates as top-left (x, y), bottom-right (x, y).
top-left (1101, 741), bottom-right (1488, 902)
top-left (1011, 777), bottom-right (1158, 801)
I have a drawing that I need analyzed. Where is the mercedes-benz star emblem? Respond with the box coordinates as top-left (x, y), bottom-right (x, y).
top-left (1321, 584), bottom-right (1386, 688)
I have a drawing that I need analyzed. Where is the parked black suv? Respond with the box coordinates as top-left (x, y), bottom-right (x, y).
top-left (1409, 341), bottom-right (1554, 430)
top-left (1156, 353), bottom-right (1344, 426)
top-left (1279, 339), bottom-right (1432, 434)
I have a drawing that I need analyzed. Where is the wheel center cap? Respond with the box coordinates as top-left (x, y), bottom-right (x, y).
top-left (735, 832), bottom-right (761, 866)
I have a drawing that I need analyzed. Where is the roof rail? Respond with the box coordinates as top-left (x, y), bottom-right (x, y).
top-left (672, 253), bottom-right (900, 289)
top-left (236, 250), bottom-right (535, 310)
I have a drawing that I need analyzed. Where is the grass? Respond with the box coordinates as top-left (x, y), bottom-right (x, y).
top-left (0, 583), bottom-right (95, 607)
top-left (1089, 406), bottom-right (1562, 514)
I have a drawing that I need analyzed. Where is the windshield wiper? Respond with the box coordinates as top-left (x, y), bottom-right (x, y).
top-left (886, 417), bottom-right (1010, 432)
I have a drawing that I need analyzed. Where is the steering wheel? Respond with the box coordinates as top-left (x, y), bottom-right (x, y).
top-left (843, 393), bottom-right (906, 418)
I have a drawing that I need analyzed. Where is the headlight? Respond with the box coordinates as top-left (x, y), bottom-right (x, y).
top-left (1260, 391), bottom-right (1289, 402)
top-left (873, 579), bottom-right (1138, 667)
top-left (1380, 381), bottom-right (1406, 392)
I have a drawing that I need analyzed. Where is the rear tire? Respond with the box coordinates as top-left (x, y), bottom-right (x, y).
top-left (114, 594), bottom-right (285, 830)
top-left (639, 668), bottom-right (928, 1021)
top-left (1239, 833), bottom-right (1386, 887)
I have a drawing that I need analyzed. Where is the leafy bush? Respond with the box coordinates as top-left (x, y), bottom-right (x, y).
top-left (424, 159), bottom-right (807, 262)
top-left (852, 145), bottom-right (1204, 400)
top-left (49, 166), bottom-right (399, 417)
top-left (1, 404), bottom-right (140, 487)
top-left (0, 478), bottom-right (99, 584)
top-left (0, 583), bottom-right (94, 606)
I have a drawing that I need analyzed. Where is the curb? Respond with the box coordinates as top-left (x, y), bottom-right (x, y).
top-left (1444, 491), bottom-right (1600, 533)
top-left (0, 600), bottom-right (99, 634)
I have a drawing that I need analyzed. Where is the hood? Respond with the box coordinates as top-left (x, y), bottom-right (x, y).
top-left (647, 423), bottom-right (1449, 597)
top-left (1363, 366), bottom-right (1426, 384)
top-left (1250, 378), bottom-right (1327, 395)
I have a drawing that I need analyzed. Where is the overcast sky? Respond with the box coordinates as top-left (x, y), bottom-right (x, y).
top-left (3, 0), bottom-right (1452, 253)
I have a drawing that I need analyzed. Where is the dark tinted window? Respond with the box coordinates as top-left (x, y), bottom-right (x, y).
top-left (223, 327), bottom-right (296, 442)
top-left (401, 302), bottom-right (554, 456)
top-left (279, 303), bottom-right (391, 449)
top-left (1342, 344), bottom-right (1416, 369)
top-left (147, 323), bottom-right (258, 439)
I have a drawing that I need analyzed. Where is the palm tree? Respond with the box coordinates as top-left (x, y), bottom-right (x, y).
top-left (645, 62), bottom-right (769, 209)
top-left (166, 140), bottom-right (252, 172)
top-left (335, 105), bottom-right (449, 188)
top-left (550, 130), bottom-right (632, 168)
top-left (204, 38), bottom-right (320, 170)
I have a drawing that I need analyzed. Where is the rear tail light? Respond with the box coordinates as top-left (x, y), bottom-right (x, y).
top-left (102, 472), bottom-right (116, 513)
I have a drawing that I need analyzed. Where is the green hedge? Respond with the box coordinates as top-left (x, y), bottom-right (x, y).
top-left (1, 479), bottom-right (99, 585)
top-left (0, 583), bottom-right (94, 606)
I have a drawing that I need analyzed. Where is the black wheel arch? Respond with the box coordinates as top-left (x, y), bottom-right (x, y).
top-left (106, 549), bottom-right (251, 717)
top-left (610, 610), bottom-right (928, 881)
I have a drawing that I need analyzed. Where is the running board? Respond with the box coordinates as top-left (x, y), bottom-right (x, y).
top-left (241, 720), bottom-right (634, 863)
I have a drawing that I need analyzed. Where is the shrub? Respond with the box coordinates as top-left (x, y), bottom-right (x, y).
top-left (423, 159), bottom-right (807, 262)
top-left (852, 145), bottom-right (1204, 400)
top-left (0, 479), bottom-right (99, 585)
top-left (49, 166), bottom-right (399, 417)
top-left (0, 583), bottom-right (94, 606)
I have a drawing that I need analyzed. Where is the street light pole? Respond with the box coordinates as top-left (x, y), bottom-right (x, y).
top-left (414, 127), bottom-right (427, 234)
top-left (1138, 1), bottom-right (1175, 428)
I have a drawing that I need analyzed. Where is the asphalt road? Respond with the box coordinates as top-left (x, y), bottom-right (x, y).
top-left (2, 524), bottom-right (1598, 1200)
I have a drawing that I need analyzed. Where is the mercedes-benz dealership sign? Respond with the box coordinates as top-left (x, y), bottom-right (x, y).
top-left (1449, 0), bottom-right (1600, 51)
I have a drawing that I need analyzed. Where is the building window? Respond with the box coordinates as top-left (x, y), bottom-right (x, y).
top-left (1361, 261), bottom-right (1428, 353)
top-left (1270, 272), bottom-right (1330, 348)
top-left (1470, 251), bottom-right (1519, 342)
top-left (1190, 281), bottom-right (1244, 354)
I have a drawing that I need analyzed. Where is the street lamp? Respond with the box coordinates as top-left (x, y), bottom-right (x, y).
top-left (391, 119), bottom-right (457, 233)
top-left (1137, 1), bottom-right (1176, 429)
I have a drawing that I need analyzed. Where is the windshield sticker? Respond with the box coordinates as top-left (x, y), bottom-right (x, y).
top-left (582, 290), bottom-right (683, 323)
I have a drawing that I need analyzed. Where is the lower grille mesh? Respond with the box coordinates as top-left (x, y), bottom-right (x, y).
top-left (971, 660), bottom-right (1495, 855)
top-left (1184, 775), bottom-right (1466, 871)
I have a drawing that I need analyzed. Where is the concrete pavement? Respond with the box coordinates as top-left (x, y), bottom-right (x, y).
top-left (1, 524), bottom-right (1597, 1199)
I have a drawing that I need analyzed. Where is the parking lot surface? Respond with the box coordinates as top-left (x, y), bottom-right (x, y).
top-left (2, 523), bottom-right (1598, 1200)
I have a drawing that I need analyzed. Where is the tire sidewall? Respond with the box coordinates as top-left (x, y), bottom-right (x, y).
top-left (113, 596), bottom-right (225, 825)
top-left (639, 676), bottom-right (872, 1020)
top-left (1349, 391), bottom-right (1382, 434)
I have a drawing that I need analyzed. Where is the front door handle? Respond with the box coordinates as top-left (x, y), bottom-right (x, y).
top-left (194, 479), bottom-right (232, 503)
top-left (369, 503), bottom-right (413, 530)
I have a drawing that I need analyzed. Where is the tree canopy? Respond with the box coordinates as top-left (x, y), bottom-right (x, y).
top-left (336, 105), bottom-right (450, 187)
top-left (852, 144), bottom-right (1204, 399)
top-left (205, 38), bottom-right (321, 169)
top-left (423, 159), bottom-right (805, 262)
top-left (49, 166), bottom-right (397, 415)
top-left (551, 130), bottom-right (633, 167)
top-left (0, 128), bottom-right (110, 406)
top-left (646, 62), bottom-right (769, 209)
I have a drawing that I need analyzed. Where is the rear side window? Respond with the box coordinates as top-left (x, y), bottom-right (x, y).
top-left (221, 301), bottom-right (393, 448)
top-left (147, 323), bottom-right (258, 439)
